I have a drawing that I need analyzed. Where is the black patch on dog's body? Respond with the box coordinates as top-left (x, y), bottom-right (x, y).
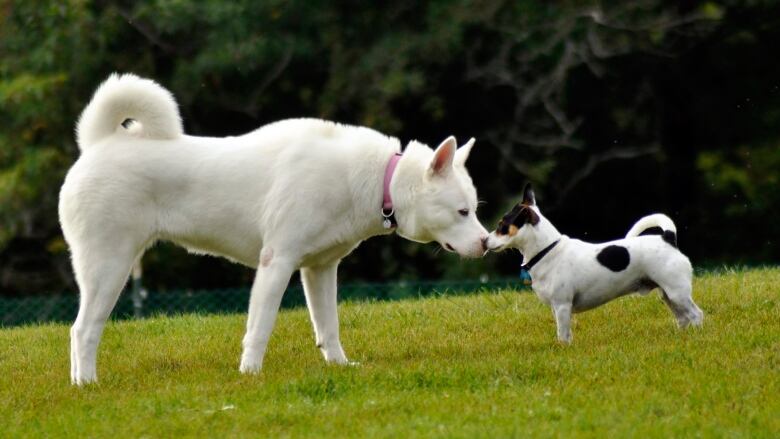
top-left (638, 226), bottom-right (663, 236)
top-left (638, 226), bottom-right (677, 247)
top-left (596, 245), bottom-right (630, 272)
top-left (663, 230), bottom-right (677, 247)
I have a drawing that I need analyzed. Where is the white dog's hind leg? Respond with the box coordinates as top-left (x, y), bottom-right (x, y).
top-left (552, 302), bottom-right (573, 344)
top-left (70, 243), bottom-right (139, 385)
top-left (239, 250), bottom-right (296, 374)
top-left (301, 263), bottom-right (350, 364)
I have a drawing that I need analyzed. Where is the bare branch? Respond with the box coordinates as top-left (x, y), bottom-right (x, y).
top-left (116, 7), bottom-right (180, 54)
top-left (552, 143), bottom-right (662, 209)
top-left (245, 44), bottom-right (295, 117)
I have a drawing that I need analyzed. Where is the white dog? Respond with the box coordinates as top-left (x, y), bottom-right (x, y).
top-left (486, 184), bottom-right (703, 343)
top-left (59, 73), bottom-right (489, 385)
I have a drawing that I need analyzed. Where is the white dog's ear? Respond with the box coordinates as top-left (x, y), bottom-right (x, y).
top-left (429, 136), bottom-right (457, 177)
top-left (522, 183), bottom-right (536, 205)
top-left (454, 137), bottom-right (475, 167)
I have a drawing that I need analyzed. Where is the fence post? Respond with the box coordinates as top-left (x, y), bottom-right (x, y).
top-left (131, 261), bottom-right (147, 318)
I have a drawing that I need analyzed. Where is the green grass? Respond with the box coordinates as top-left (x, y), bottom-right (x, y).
top-left (1, 268), bottom-right (779, 438)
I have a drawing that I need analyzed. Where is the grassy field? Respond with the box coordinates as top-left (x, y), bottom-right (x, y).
top-left (1, 268), bottom-right (778, 437)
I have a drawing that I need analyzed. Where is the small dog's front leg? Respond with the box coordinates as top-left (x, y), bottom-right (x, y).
top-left (552, 302), bottom-right (573, 344)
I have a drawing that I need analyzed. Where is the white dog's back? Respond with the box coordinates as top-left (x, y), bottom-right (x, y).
top-left (62, 74), bottom-right (401, 266)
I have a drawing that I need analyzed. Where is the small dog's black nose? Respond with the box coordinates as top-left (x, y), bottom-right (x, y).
top-left (481, 236), bottom-right (489, 251)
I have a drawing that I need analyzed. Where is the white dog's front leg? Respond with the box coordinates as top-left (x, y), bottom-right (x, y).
top-left (301, 263), bottom-right (350, 364)
top-left (552, 302), bottom-right (573, 344)
top-left (239, 252), bottom-right (296, 374)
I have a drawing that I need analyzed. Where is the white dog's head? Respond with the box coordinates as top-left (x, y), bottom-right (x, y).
top-left (486, 183), bottom-right (551, 254)
top-left (393, 136), bottom-right (488, 258)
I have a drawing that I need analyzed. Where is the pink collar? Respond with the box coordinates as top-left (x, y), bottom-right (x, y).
top-left (381, 152), bottom-right (402, 229)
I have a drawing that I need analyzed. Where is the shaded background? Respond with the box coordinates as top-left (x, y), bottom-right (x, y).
top-left (1, 0), bottom-right (778, 297)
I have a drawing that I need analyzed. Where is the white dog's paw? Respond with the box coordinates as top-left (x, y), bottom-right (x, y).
top-left (239, 363), bottom-right (261, 375)
top-left (72, 373), bottom-right (98, 386)
top-left (324, 353), bottom-right (348, 364)
top-left (326, 358), bottom-right (360, 367)
top-left (320, 343), bottom-right (350, 365)
top-left (239, 356), bottom-right (263, 375)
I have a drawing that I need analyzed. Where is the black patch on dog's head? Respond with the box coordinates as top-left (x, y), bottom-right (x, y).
top-left (597, 245), bottom-right (630, 272)
top-left (495, 183), bottom-right (540, 236)
top-left (495, 203), bottom-right (539, 236)
top-left (638, 226), bottom-right (677, 247)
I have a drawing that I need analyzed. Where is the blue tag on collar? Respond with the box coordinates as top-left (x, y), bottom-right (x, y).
top-left (520, 268), bottom-right (532, 286)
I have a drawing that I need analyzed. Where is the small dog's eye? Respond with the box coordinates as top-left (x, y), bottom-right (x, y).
top-left (458, 209), bottom-right (469, 217)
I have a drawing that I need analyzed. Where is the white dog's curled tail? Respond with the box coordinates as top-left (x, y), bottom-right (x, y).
top-left (75, 73), bottom-right (183, 151)
top-left (626, 213), bottom-right (678, 247)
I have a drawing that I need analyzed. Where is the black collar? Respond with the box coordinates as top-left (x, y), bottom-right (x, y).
top-left (521, 240), bottom-right (560, 271)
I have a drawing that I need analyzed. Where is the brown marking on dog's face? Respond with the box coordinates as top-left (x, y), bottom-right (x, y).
top-left (494, 202), bottom-right (539, 236)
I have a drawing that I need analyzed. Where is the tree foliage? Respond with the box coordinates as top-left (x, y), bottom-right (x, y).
top-left (1, 0), bottom-right (779, 295)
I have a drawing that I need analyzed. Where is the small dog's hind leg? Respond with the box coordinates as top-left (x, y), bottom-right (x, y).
top-left (301, 262), bottom-right (350, 365)
top-left (659, 285), bottom-right (704, 328)
top-left (655, 259), bottom-right (703, 328)
top-left (239, 250), bottom-right (297, 374)
top-left (659, 289), bottom-right (688, 327)
top-left (552, 302), bottom-right (573, 344)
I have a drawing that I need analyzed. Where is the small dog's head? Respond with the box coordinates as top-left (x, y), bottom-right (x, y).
top-left (486, 183), bottom-right (543, 253)
top-left (396, 136), bottom-right (488, 258)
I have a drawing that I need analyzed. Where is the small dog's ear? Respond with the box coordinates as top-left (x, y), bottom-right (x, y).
top-left (430, 136), bottom-right (457, 176)
top-left (454, 137), bottom-right (475, 167)
top-left (522, 183), bottom-right (536, 206)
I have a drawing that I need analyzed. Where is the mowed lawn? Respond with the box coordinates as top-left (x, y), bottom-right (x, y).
top-left (1, 268), bottom-right (778, 437)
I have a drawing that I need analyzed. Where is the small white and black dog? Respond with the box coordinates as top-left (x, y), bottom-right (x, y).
top-left (486, 184), bottom-right (703, 343)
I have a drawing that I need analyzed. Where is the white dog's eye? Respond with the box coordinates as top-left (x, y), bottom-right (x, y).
top-left (458, 209), bottom-right (469, 217)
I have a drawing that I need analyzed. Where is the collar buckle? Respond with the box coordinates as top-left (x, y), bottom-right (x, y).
top-left (381, 208), bottom-right (395, 229)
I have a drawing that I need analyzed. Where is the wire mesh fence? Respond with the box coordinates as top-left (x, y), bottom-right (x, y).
top-left (0, 278), bottom-right (529, 327)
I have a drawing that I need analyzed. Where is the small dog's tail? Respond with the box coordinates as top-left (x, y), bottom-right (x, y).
top-left (76, 73), bottom-right (183, 151)
top-left (626, 213), bottom-right (678, 247)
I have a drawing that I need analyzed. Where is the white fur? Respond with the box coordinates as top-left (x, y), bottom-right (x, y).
top-left (487, 196), bottom-right (703, 344)
top-left (60, 73), bottom-right (488, 385)
top-left (76, 74), bottom-right (183, 149)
